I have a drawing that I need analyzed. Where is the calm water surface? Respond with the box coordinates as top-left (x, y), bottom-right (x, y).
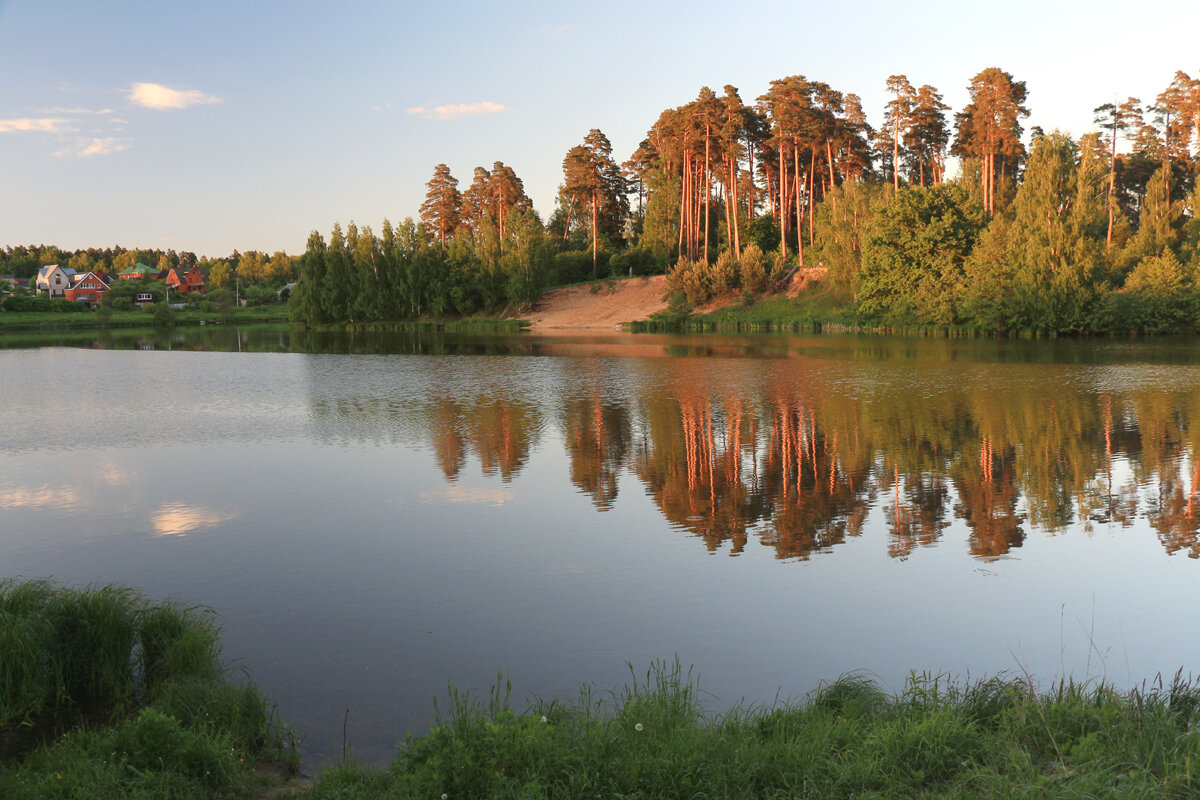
top-left (3, 326), bottom-right (1200, 764)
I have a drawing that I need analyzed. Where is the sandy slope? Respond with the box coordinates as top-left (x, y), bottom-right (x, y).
top-left (525, 276), bottom-right (668, 330)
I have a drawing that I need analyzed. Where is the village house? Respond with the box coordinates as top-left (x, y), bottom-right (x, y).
top-left (35, 264), bottom-right (77, 298)
top-left (63, 271), bottom-right (110, 307)
top-left (162, 265), bottom-right (206, 294)
top-left (116, 262), bottom-right (159, 281)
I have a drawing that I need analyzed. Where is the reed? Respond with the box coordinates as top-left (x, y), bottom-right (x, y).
top-left (295, 662), bottom-right (1200, 800)
top-left (0, 578), bottom-right (296, 799)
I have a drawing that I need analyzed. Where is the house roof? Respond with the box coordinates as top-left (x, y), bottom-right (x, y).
top-left (118, 262), bottom-right (159, 276)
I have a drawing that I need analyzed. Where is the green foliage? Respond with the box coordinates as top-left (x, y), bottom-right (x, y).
top-left (1, 294), bottom-right (89, 313)
top-left (667, 258), bottom-right (715, 306)
top-left (292, 215), bottom-right (552, 325)
top-left (962, 132), bottom-right (1111, 334)
top-left (102, 279), bottom-right (166, 309)
top-left (812, 180), bottom-right (888, 300)
top-left (0, 579), bottom-right (296, 800)
top-left (151, 302), bottom-right (174, 327)
top-left (858, 183), bottom-right (985, 325)
top-left (295, 664), bottom-right (1200, 800)
top-left (738, 242), bottom-right (769, 292)
top-left (608, 245), bottom-right (668, 277)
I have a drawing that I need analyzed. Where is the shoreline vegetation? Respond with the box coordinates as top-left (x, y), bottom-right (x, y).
top-left (5, 581), bottom-right (1200, 799)
top-left (0, 578), bottom-right (298, 799)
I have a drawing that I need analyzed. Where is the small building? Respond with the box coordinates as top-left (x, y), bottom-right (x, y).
top-left (64, 271), bottom-right (110, 307)
top-left (163, 265), bottom-right (206, 294)
top-left (117, 262), bottom-right (159, 281)
top-left (36, 265), bottom-right (77, 298)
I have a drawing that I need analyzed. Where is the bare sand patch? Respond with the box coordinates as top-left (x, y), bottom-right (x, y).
top-left (525, 276), bottom-right (668, 331)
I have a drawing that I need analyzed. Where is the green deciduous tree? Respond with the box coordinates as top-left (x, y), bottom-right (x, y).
top-left (857, 183), bottom-right (985, 325)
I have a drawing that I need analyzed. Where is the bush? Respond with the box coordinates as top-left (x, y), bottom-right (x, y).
top-left (609, 246), bottom-right (669, 277)
top-left (1, 294), bottom-right (88, 313)
top-left (667, 258), bottom-right (714, 306)
top-left (711, 250), bottom-right (740, 293)
top-left (739, 243), bottom-right (769, 293)
top-left (0, 579), bottom-right (225, 756)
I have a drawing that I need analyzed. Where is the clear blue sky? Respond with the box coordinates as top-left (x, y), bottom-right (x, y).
top-left (2, 0), bottom-right (1197, 259)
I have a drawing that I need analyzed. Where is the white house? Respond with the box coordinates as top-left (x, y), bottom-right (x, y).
top-left (35, 265), bottom-right (77, 298)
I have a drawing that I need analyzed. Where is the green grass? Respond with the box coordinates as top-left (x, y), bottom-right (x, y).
top-left (632, 288), bottom-right (862, 333)
top-left (0, 578), bottom-right (297, 799)
top-left (289, 660), bottom-right (1200, 799)
top-left (302, 317), bottom-right (529, 333)
top-left (0, 305), bottom-right (291, 332)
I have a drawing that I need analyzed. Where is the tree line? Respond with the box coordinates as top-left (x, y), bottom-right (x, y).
top-left (0, 245), bottom-right (300, 291)
top-left (292, 65), bottom-right (1198, 332)
top-left (8, 65), bottom-right (1197, 334)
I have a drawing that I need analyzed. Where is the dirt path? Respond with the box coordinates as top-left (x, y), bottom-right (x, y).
top-left (525, 276), bottom-right (668, 330)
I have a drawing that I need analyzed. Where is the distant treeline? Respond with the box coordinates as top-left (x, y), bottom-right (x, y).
top-left (0, 245), bottom-right (298, 290)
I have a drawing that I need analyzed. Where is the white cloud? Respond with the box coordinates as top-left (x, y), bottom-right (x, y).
top-left (129, 82), bottom-right (221, 110)
top-left (0, 117), bottom-right (73, 133)
top-left (407, 101), bottom-right (507, 120)
top-left (54, 137), bottom-right (130, 158)
top-left (36, 107), bottom-right (116, 115)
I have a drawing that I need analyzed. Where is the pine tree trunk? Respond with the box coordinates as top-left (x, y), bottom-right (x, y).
top-left (730, 158), bottom-right (741, 257)
top-left (808, 148), bottom-right (817, 248)
top-left (592, 188), bottom-right (598, 280)
top-left (793, 142), bottom-right (804, 267)
top-left (704, 125), bottom-right (711, 263)
top-left (825, 138), bottom-right (837, 211)
top-left (1106, 131), bottom-right (1117, 248)
top-left (778, 139), bottom-right (787, 260)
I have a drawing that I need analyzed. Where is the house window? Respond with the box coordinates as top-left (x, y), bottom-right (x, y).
top-left (136, 293), bottom-right (153, 302)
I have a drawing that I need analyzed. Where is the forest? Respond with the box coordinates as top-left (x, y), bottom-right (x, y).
top-left (6, 67), bottom-right (1200, 334)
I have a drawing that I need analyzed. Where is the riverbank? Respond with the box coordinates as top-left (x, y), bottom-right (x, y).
top-left (289, 662), bottom-right (1200, 799)
top-left (5, 580), bottom-right (1199, 798)
top-left (0, 305), bottom-right (291, 332)
top-left (0, 579), bottom-right (298, 799)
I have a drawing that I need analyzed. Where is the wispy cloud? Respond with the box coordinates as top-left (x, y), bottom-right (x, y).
top-left (0, 117), bottom-right (74, 133)
top-left (35, 106), bottom-right (116, 115)
top-left (54, 137), bottom-right (130, 158)
top-left (533, 23), bottom-right (573, 37)
top-left (407, 101), bottom-right (507, 120)
top-left (129, 82), bottom-right (222, 110)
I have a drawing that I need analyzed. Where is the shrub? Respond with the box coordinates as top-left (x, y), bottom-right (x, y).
top-left (739, 243), bottom-right (769, 293)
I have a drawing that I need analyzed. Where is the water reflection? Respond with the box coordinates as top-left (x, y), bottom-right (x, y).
top-left (151, 503), bottom-right (235, 536)
top-left (304, 353), bottom-right (1200, 562)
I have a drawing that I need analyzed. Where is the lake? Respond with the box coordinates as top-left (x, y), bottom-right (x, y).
top-left (3, 325), bottom-right (1200, 765)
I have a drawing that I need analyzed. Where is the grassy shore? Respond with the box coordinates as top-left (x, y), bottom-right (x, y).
top-left (0, 579), bottom-right (297, 799)
top-left (631, 288), bottom-right (863, 333)
top-left (0, 305), bottom-right (291, 332)
top-left (6, 582), bottom-right (1200, 799)
top-left (290, 661), bottom-right (1200, 800)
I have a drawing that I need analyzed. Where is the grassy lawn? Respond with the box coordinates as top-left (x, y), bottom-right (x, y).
top-left (0, 305), bottom-right (291, 332)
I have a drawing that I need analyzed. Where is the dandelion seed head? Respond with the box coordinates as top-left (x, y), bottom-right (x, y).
top-left (635, 722), bottom-right (643, 732)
